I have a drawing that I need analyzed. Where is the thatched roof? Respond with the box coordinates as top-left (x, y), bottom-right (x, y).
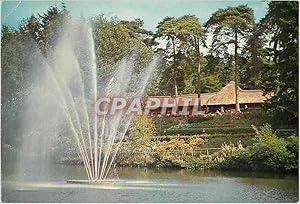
top-left (205, 81), bottom-right (272, 106)
top-left (180, 93), bottom-right (217, 105)
top-left (149, 81), bottom-right (272, 107)
top-left (239, 90), bottom-right (272, 104)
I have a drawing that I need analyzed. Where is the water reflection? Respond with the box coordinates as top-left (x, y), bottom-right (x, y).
top-left (2, 163), bottom-right (298, 203)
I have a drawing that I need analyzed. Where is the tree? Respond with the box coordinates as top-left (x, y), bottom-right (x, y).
top-left (1, 4), bottom-right (69, 148)
top-left (205, 5), bottom-right (255, 112)
top-left (201, 74), bottom-right (223, 93)
top-left (157, 16), bottom-right (205, 97)
top-left (178, 15), bottom-right (206, 106)
top-left (240, 24), bottom-right (267, 89)
top-left (19, 15), bottom-right (41, 43)
top-left (156, 17), bottom-right (181, 96)
top-left (1, 26), bottom-right (40, 147)
top-left (260, 1), bottom-right (298, 127)
top-left (92, 16), bottom-right (154, 84)
top-left (38, 5), bottom-right (69, 53)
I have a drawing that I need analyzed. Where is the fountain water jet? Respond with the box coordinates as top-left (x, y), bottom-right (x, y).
top-left (18, 19), bottom-right (161, 182)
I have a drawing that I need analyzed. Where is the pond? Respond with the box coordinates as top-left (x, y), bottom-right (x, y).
top-left (2, 164), bottom-right (298, 202)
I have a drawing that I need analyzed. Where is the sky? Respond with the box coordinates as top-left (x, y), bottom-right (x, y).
top-left (2, 0), bottom-right (269, 31)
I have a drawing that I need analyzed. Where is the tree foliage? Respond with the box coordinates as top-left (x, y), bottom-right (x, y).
top-left (92, 16), bottom-right (154, 86)
top-left (156, 15), bottom-right (204, 96)
top-left (1, 4), bottom-right (69, 147)
top-left (205, 5), bottom-right (255, 111)
top-left (260, 1), bottom-right (298, 127)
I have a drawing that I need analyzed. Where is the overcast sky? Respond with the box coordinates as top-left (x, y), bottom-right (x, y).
top-left (2, 0), bottom-right (269, 31)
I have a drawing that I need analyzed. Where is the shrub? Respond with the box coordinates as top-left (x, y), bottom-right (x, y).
top-left (216, 148), bottom-right (253, 170)
top-left (250, 124), bottom-right (290, 171)
top-left (218, 124), bottom-right (299, 173)
top-left (180, 156), bottom-right (217, 170)
top-left (117, 115), bottom-right (155, 166)
top-left (187, 116), bottom-right (208, 123)
top-left (242, 111), bottom-right (267, 126)
top-left (285, 135), bottom-right (299, 171)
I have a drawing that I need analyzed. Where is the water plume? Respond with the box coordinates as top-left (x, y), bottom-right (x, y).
top-left (17, 19), bottom-right (161, 181)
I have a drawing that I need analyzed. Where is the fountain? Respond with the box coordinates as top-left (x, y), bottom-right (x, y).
top-left (17, 19), bottom-right (161, 182)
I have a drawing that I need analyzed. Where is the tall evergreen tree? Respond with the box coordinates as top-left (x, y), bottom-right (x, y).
top-left (205, 5), bottom-right (255, 111)
top-left (178, 15), bottom-right (205, 105)
top-left (157, 15), bottom-right (204, 97)
top-left (260, 1), bottom-right (298, 127)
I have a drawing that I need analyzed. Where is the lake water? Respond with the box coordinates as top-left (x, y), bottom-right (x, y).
top-left (1, 164), bottom-right (298, 202)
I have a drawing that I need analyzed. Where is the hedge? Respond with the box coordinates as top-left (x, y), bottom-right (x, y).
top-left (152, 134), bottom-right (255, 147)
top-left (200, 134), bottom-right (255, 148)
top-left (188, 124), bottom-right (251, 128)
top-left (162, 127), bottom-right (255, 135)
top-left (153, 133), bottom-right (255, 139)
